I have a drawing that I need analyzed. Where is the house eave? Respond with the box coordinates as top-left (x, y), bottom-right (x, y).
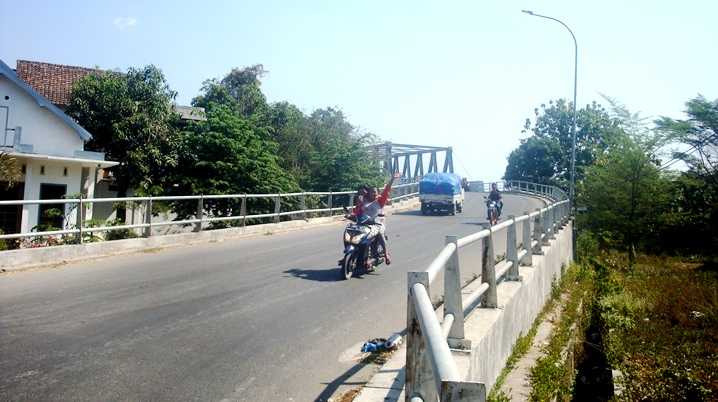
top-left (8, 151), bottom-right (119, 167)
top-left (0, 59), bottom-right (93, 142)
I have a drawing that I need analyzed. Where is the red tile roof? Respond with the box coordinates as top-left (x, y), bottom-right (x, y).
top-left (15, 60), bottom-right (100, 107)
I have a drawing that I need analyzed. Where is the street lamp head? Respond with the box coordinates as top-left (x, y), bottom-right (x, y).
top-left (521, 10), bottom-right (535, 15)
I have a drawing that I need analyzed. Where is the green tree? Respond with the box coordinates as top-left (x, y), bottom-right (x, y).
top-left (504, 136), bottom-right (563, 185)
top-left (507, 99), bottom-right (618, 186)
top-left (169, 102), bottom-right (299, 220)
top-left (193, 65), bottom-right (270, 122)
top-left (304, 107), bottom-right (383, 191)
top-left (656, 95), bottom-right (718, 184)
top-left (194, 66), bottom-right (384, 192)
top-left (579, 100), bottom-right (671, 259)
top-left (268, 102), bottom-right (314, 186)
top-left (655, 95), bottom-right (718, 252)
top-left (0, 152), bottom-right (22, 188)
top-left (66, 65), bottom-right (181, 198)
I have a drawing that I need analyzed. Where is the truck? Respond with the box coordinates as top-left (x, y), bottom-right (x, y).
top-left (419, 172), bottom-right (465, 215)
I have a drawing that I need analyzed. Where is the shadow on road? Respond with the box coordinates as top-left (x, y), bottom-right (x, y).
top-left (392, 210), bottom-right (425, 217)
top-left (284, 267), bottom-right (368, 282)
top-left (316, 330), bottom-right (407, 402)
top-left (392, 210), bottom-right (453, 217)
top-left (315, 357), bottom-right (371, 402)
top-left (463, 220), bottom-right (490, 228)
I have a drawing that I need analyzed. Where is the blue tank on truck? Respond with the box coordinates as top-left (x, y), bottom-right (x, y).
top-left (419, 173), bottom-right (465, 215)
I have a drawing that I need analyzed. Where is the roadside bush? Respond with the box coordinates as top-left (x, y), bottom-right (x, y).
top-left (576, 230), bottom-right (599, 262)
top-left (104, 219), bottom-right (139, 241)
top-left (599, 291), bottom-right (648, 331)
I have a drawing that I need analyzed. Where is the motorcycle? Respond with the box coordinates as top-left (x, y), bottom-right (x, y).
top-left (485, 197), bottom-right (500, 226)
top-left (339, 210), bottom-right (386, 280)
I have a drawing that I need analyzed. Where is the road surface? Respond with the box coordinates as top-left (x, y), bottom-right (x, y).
top-left (0, 193), bottom-right (543, 401)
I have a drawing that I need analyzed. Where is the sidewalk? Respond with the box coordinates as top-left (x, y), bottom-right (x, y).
top-left (353, 346), bottom-right (406, 402)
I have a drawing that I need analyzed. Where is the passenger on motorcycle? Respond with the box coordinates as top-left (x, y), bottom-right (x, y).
top-left (349, 173), bottom-right (399, 265)
top-left (487, 182), bottom-right (503, 220)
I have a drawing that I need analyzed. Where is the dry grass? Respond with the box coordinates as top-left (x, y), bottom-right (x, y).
top-left (600, 254), bottom-right (718, 401)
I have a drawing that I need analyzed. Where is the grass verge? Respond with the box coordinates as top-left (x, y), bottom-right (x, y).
top-left (528, 263), bottom-right (596, 401)
top-left (595, 254), bottom-right (718, 401)
top-left (487, 263), bottom-right (593, 402)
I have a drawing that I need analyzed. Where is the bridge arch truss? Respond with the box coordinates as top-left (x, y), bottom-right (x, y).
top-left (370, 142), bottom-right (454, 182)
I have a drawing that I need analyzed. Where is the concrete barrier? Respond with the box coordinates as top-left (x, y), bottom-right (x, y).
top-left (354, 220), bottom-right (573, 402)
top-left (464, 220), bottom-right (573, 390)
top-left (0, 198), bottom-right (420, 272)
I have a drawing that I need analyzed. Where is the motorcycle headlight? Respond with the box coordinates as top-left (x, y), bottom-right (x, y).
top-left (351, 235), bottom-right (363, 245)
top-left (344, 232), bottom-right (352, 243)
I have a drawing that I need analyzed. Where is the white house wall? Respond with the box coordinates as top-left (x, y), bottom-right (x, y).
top-left (0, 76), bottom-right (84, 155)
top-left (20, 159), bottom-right (82, 233)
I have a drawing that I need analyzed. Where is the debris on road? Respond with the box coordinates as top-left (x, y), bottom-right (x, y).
top-left (360, 333), bottom-right (402, 353)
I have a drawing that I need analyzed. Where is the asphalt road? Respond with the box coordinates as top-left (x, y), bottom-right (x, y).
top-left (0, 192), bottom-right (543, 402)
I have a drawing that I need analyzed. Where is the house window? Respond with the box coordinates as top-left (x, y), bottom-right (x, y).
top-left (63, 167), bottom-right (68, 177)
top-left (40, 166), bottom-right (45, 175)
top-left (21, 165), bottom-right (26, 174)
top-left (38, 183), bottom-right (66, 230)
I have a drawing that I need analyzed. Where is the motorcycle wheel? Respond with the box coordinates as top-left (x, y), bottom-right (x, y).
top-left (490, 209), bottom-right (498, 226)
top-left (341, 253), bottom-right (357, 280)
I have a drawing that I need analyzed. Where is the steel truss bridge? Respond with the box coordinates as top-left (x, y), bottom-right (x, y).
top-left (369, 142), bottom-right (454, 182)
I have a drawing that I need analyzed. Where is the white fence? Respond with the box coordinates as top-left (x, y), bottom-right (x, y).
top-left (0, 183), bottom-right (419, 242)
top-left (405, 180), bottom-right (570, 401)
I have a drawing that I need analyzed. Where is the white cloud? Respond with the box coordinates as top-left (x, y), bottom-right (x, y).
top-left (113, 17), bottom-right (137, 30)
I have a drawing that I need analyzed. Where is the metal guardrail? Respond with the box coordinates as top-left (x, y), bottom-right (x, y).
top-left (0, 183), bottom-right (419, 242)
top-left (405, 180), bottom-right (570, 401)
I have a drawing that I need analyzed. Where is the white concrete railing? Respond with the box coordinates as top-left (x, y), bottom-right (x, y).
top-left (0, 183), bottom-right (419, 242)
top-left (405, 180), bottom-right (570, 402)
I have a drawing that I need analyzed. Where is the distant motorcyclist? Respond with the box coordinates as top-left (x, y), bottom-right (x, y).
top-left (487, 182), bottom-right (503, 220)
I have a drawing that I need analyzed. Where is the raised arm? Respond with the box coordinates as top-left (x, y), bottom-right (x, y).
top-left (377, 173), bottom-right (400, 207)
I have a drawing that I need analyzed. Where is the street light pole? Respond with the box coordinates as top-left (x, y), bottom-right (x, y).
top-left (522, 10), bottom-right (578, 206)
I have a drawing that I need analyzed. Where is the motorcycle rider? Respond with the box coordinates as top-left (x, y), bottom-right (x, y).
top-left (350, 173), bottom-right (399, 265)
top-left (487, 182), bottom-right (503, 220)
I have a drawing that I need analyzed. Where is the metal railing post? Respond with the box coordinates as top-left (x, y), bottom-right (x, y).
top-left (76, 196), bottom-right (84, 244)
top-left (521, 211), bottom-right (532, 266)
top-left (563, 202), bottom-right (569, 225)
top-left (144, 198), bottom-right (153, 238)
top-left (406, 271), bottom-right (436, 402)
top-left (241, 194), bottom-right (247, 227)
top-left (195, 196), bottom-right (203, 232)
top-left (481, 229), bottom-right (498, 308)
top-left (542, 209), bottom-right (551, 245)
top-left (301, 192), bottom-right (308, 221)
top-left (444, 236), bottom-right (468, 349)
top-left (274, 194), bottom-right (281, 223)
top-left (533, 208), bottom-right (544, 254)
top-left (506, 216), bottom-right (520, 280)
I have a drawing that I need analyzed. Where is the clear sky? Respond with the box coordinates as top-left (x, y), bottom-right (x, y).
top-left (2, 0), bottom-right (716, 180)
